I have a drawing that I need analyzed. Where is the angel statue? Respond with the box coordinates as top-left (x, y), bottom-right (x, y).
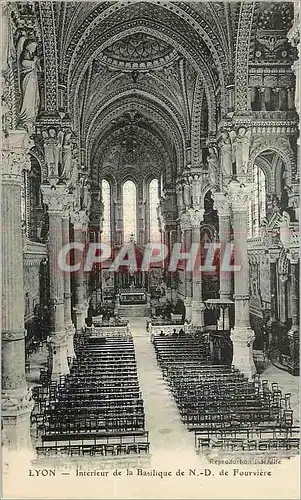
top-left (207, 147), bottom-right (219, 187)
top-left (183, 181), bottom-right (191, 208)
top-left (18, 36), bottom-right (41, 136)
top-left (220, 131), bottom-right (233, 177)
top-left (61, 131), bottom-right (73, 181)
top-left (81, 177), bottom-right (91, 211)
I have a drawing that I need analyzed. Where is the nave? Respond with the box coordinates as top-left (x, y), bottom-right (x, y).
top-left (28, 317), bottom-right (299, 469)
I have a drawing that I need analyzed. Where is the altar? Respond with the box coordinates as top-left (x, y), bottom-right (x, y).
top-left (119, 287), bottom-right (147, 305)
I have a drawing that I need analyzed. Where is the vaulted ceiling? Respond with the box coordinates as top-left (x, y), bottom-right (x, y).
top-left (36, 1), bottom-right (295, 189)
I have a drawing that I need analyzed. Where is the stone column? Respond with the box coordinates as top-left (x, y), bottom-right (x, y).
top-left (266, 249), bottom-right (280, 350)
top-left (189, 208), bottom-right (205, 327)
top-left (180, 213), bottom-right (192, 321)
top-left (227, 181), bottom-right (256, 378)
top-left (41, 185), bottom-right (69, 381)
top-left (2, 131), bottom-right (34, 459)
top-left (278, 273), bottom-right (288, 324)
top-left (214, 193), bottom-right (232, 329)
top-left (288, 2), bottom-right (300, 114)
top-left (62, 207), bottom-right (76, 360)
top-left (287, 251), bottom-right (299, 375)
top-left (71, 210), bottom-right (89, 331)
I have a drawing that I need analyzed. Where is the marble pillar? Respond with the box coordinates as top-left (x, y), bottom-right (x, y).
top-left (180, 213), bottom-right (192, 321)
top-left (2, 131), bottom-right (34, 460)
top-left (288, 3), bottom-right (300, 114)
top-left (267, 249), bottom-right (279, 349)
top-left (62, 212), bottom-right (76, 360)
top-left (287, 251), bottom-right (299, 375)
top-left (71, 210), bottom-right (89, 331)
top-left (227, 181), bottom-right (256, 378)
top-left (189, 208), bottom-right (205, 327)
top-left (278, 273), bottom-right (288, 324)
top-left (214, 193), bottom-right (232, 330)
top-left (41, 185), bottom-right (69, 381)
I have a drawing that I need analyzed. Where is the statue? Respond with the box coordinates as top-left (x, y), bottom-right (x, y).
top-left (18, 37), bottom-right (40, 135)
top-left (220, 132), bottom-right (232, 177)
top-left (61, 131), bottom-right (72, 180)
top-left (207, 147), bottom-right (219, 186)
top-left (68, 156), bottom-right (79, 189)
top-left (42, 128), bottom-right (60, 179)
top-left (81, 177), bottom-right (91, 211)
top-left (236, 127), bottom-right (252, 177)
top-left (191, 175), bottom-right (201, 206)
top-left (183, 182), bottom-right (191, 208)
top-left (176, 183), bottom-right (184, 212)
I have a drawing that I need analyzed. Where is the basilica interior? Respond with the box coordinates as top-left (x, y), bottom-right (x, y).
top-left (1, 1), bottom-right (300, 469)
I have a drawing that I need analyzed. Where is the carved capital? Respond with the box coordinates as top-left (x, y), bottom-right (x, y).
top-left (213, 192), bottom-right (231, 217)
top-left (2, 387), bottom-right (33, 414)
top-left (268, 247), bottom-right (280, 264)
top-left (41, 184), bottom-right (67, 214)
top-left (71, 209), bottom-right (89, 229)
top-left (187, 207), bottom-right (204, 228)
top-left (226, 180), bottom-right (254, 212)
top-left (288, 250), bottom-right (299, 264)
top-left (62, 192), bottom-right (75, 218)
top-left (180, 212), bottom-right (191, 232)
top-left (2, 131), bottom-right (33, 181)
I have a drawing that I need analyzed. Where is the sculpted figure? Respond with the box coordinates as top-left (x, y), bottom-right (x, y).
top-left (61, 131), bottom-right (72, 180)
top-left (183, 181), bottom-right (191, 208)
top-left (207, 147), bottom-right (219, 186)
top-left (191, 175), bottom-right (201, 206)
top-left (18, 37), bottom-right (40, 135)
top-left (43, 128), bottom-right (60, 178)
top-left (220, 132), bottom-right (232, 177)
top-left (82, 177), bottom-right (91, 211)
top-left (236, 127), bottom-right (251, 177)
top-left (176, 183), bottom-right (184, 212)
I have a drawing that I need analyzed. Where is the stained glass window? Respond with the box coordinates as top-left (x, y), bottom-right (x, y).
top-left (102, 179), bottom-right (111, 244)
top-left (123, 180), bottom-right (137, 243)
top-left (149, 178), bottom-right (160, 243)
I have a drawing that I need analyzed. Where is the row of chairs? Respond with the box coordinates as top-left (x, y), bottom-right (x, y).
top-left (152, 333), bottom-right (299, 456)
top-left (34, 329), bottom-right (149, 457)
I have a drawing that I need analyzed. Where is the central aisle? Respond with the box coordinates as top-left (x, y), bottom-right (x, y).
top-left (129, 317), bottom-right (207, 468)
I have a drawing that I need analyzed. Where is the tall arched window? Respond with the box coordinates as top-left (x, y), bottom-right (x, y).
top-left (149, 178), bottom-right (160, 242)
top-left (102, 179), bottom-right (111, 244)
top-left (123, 180), bottom-right (137, 243)
top-left (248, 164), bottom-right (267, 237)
